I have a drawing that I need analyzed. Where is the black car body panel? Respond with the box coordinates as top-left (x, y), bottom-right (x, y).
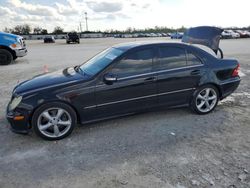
top-left (6, 41), bottom-right (240, 134)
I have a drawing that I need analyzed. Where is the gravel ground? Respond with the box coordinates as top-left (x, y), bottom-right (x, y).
top-left (0, 38), bottom-right (249, 188)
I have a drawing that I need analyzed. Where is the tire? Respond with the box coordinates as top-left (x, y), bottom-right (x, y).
top-left (0, 49), bottom-right (13, 65)
top-left (191, 85), bottom-right (219, 115)
top-left (32, 102), bottom-right (77, 140)
top-left (13, 55), bottom-right (17, 60)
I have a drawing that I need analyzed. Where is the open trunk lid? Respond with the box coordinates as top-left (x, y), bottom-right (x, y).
top-left (182, 26), bottom-right (223, 54)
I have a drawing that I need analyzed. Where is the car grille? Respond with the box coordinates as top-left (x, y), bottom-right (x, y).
top-left (19, 38), bottom-right (26, 48)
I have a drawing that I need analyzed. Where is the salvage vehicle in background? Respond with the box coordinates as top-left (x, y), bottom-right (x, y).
top-left (44, 36), bottom-right (55, 43)
top-left (170, 32), bottom-right (183, 39)
top-left (6, 26), bottom-right (240, 140)
top-left (235, 30), bottom-right (250, 38)
top-left (0, 32), bottom-right (27, 65)
top-left (221, 30), bottom-right (240, 39)
top-left (66, 32), bottom-right (80, 44)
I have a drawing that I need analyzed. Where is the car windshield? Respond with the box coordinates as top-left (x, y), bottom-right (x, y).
top-left (80, 47), bottom-right (124, 76)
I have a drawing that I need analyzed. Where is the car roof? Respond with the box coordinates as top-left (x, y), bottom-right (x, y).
top-left (112, 40), bottom-right (217, 59)
top-left (112, 41), bottom-right (190, 51)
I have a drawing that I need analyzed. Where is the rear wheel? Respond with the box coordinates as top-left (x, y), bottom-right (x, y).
top-left (0, 49), bottom-right (13, 65)
top-left (32, 102), bottom-right (77, 140)
top-left (191, 85), bottom-right (219, 114)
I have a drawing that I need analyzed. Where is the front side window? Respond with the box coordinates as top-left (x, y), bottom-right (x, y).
top-left (157, 47), bottom-right (187, 70)
top-left (112, 48), bottom-right (154, 78)
top-left (80, 47), bottom-right (124, 76)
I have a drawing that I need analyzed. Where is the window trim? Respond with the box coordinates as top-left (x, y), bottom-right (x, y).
top-left (118, 64), bottom-right (204, 81)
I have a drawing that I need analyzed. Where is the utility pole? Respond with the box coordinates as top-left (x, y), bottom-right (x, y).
top-left (79, 22), bottom-right (82, 38)
top-left (80, 22), bottom-right (82, 32)
top-left (84, 12), bottom-right (88, 31)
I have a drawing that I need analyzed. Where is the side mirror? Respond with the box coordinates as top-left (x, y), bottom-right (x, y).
top-left (103, 73), bottom-right (117, 84)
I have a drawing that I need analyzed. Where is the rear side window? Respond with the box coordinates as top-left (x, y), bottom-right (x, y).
top-left (187, 52), bottom-right (202, 66)
top-left (157, 47), bottom-right (186, 70)
top-left (112, 48), bottom-right (153, 78)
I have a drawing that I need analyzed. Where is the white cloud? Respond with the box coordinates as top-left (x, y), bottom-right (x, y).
top-left (0, 6), bottom-right (16, 16)
top-left (8, 0), bottom-right (63, 18)
top-left (0, 0), bottom-right (250, 33)
top-left (86, 1), bottom-right (123, 13)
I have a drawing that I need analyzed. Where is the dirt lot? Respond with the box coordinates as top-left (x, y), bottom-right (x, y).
top-left (0, 38), bottom-right (250, 188)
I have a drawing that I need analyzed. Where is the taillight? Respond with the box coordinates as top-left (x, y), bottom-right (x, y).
top-left (232, 64), bottom-right (240, 77)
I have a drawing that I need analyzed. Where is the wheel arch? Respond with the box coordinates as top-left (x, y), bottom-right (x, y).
top-left (191, 82), bottom-right (222, 102)
top-left (28, 99), bottom-right (81, 128)
top-left (0, 45), bottom-right (16, 58)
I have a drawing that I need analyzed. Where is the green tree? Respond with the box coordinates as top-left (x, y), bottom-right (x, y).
top-left (13, 24), bottom-right (31, 35)
top-left (41, 29), bottom-right (48, 35)
top-left (33, 27), bottom-right (42, 34)
top-left (53, 26), bottom-right (64, 34)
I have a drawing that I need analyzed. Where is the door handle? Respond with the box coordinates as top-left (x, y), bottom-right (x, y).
top-left (144, 76), bottom-right (156, 83)
top-left (190, 70), bottom-right (201, 75)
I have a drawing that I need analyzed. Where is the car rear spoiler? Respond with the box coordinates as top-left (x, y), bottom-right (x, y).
top-left (182, 26), bottom-right (224, 58)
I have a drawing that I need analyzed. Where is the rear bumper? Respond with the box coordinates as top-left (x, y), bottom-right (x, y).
top-left (219, 77), bottom-right (241, 99)
top-left (14, 48), bottom-right (28, 57)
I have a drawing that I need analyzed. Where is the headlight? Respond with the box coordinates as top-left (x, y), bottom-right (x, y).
top-left (10, 42), bottom-right (22, 49)
top-left (9, 96), bottom-right (22, 111)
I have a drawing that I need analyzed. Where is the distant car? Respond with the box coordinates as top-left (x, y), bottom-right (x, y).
top-left (221, 30), bottom-right (240, 39)
top-left (0, 32), bottom-right (27, 65)
top-left (170, 32), bottom-right (183, 39)
top-left (66, 32), bottom-right (80, 44)
top-left (44, 36), bottom-right (55, 43)
top-left (235, 30), bottom-right (250, 38)
top-left (6, 26), bottom-right (240, 140)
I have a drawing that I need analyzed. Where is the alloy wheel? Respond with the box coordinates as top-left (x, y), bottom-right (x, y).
top-left (195, 88), bottom-right (218, 113)
top-left (37, 107), bottom-right (72, 138)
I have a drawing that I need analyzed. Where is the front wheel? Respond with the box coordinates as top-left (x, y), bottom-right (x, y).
top-left (0, 49), bottom-right (13, 65)
top-left (191, 85), bottom-right (219, 114)
top-left (32, 102), bottom-right (77, 140)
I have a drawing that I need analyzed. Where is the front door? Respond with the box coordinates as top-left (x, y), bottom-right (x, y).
top-left (95, 47), bottom-right (158, 119)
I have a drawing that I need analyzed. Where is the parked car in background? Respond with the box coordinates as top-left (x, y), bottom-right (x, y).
top-left (0, 32), bottom-right (27, 65)
top-left (221, 30), bottom-right (240, 39)
top-left (235, 30), bottom-right (250, 38)
top-left (66, 32), bottom-right (80, 44)
top-left (44, 36), bottom-right (55, 43)
top-left (170, 32), bottom-right (184, 39)
top-left (6, 26), bottom-right (240, 140)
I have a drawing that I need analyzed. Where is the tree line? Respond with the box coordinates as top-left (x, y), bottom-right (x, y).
top-left (3, 24), bottom-right (250, 35)
top-left (3, 25), bottom-right (64, 35)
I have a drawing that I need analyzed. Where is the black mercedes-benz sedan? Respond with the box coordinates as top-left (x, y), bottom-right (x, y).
top-left (6, 27), bottom-right (241, 140)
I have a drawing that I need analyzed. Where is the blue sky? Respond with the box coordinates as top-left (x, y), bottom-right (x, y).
top-left (0, 0), bottom-right (249, 32)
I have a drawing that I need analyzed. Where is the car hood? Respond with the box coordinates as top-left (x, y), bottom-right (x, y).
top-left (14, 67), bottom-right (90, 95)
top-left (182, 26), bottom-right (223, 53)
top-left (0, 32), bottom-right (20, 39)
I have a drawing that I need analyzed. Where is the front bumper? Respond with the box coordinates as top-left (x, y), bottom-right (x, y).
top-left (6, 109), bottom-right (30, 134)
top-left (14, 48), bottom-right (28, 57)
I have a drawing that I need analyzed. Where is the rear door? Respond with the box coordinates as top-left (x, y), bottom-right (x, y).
top-left (155, 45), bottom-right (204, 107)
top-left (94, 47), bottom-right (158, 118)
